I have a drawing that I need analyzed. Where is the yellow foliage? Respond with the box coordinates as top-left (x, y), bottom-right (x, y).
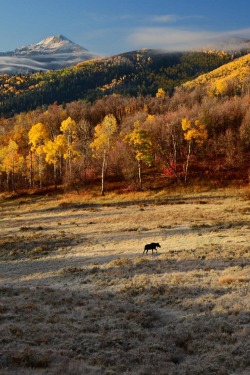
top-left (123, 120), bottom-right (153, 165)
top-left (0, 139), bottom-right (24, 174)
top-left (214, 80), bottom-right (228, 96)
top-left (182, 118), bottom-right (208, 146)
top-left (156, 88), bottom-right (166, 98)
top-left (183, 53), bottom-right (250, 96)
top-left (60, 117), bottom-right (77, 137)
top-left (59, 117), bottom-right (82, 161)
top-left (12, 124), bottom-right (28, 148)
top-left (28, 122), bottom-right (50, 151)
top-left (43, 135), bottom-right (67, 165)
top-left (147, 114), bottom-right (155, 123)
top-left (90, 114), bottom-right (117, 157)
top-left (181, 118), bottom-right (191, 132)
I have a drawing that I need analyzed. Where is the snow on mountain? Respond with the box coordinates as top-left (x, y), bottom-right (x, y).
top-left (0, 35), bottom-right (97, 74)
top-left (14, 35), bottom-right (88, 55)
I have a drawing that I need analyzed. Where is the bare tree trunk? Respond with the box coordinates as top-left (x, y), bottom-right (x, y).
top-left (11, 160), bottom-right (15, 192)
top-left (54, 163), bottom-right (57, 189)
top-left (68, 156), bottom-right (72, 182)
top-left (184, 141), bottom-right (191, 185)
top-left (39, 154), bottom-right (42, 189)
top-left (101, 151), bottom-right (106, 196)
top-left (59, 156), bottom-right (63, 181)
top-left (7, 172), bottom-right (10, 192)
top-left (138, 159), bottom-right (142, 190)
top-left (29, 151), bottom-right (33, 189)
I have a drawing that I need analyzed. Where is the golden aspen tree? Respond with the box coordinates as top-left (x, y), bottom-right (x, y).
top-left (11, 119), bottom-right (33, 189)
top-left (77, 119), bottom-right (93, 180)
top-left (0, 140), bottom-right (24, 192)
top-left (182, 118), bottom-right (208, 184)
top-left (208, 80), bottom-right (228, 97)
top-left (90, 114), bottom-right (117, 195)
top-left (0, 145), bottom-right (10, 190)
top-left (60, 116), bottom-right (81, 182)
top-left (12, 124), bottom-right (28, 150)
top-left (43, 135), bottom-right (67, 187)
top-left (156, 88), bottom-right (167, 98)
top-left (123, 120), bottom-right (153, 190)
top-left (28, 122), bottom-right (50, 188)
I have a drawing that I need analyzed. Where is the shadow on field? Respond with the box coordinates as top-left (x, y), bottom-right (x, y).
top-left (0, 232), bottom-right (82, 260)
top-left (42, 193), bottom-right (234, 210)
top-left (1, 248), bottom-right (249, 289)
top-left (1, 192), bottom-right (233, 215)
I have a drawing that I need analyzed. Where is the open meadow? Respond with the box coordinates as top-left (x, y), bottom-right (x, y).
top-left (0, 188), bottom-right (249, 375)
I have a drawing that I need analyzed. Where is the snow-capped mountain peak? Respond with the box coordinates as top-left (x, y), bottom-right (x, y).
top-left (0, 35), bottom-right (97, 74)
top-left (14, 34), bottom-right (88, 56)
top-left (36, 35), bottom-right (69, 48)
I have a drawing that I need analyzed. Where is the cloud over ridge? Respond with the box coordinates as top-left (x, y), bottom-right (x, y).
top-left (127, 26), bottom-right (250, 51)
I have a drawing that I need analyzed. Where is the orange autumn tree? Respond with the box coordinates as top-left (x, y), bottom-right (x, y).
top-left (182, 118), bottom-right (208, 184)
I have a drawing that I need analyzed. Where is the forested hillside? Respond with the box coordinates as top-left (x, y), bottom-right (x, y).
top-left (183, 52), bottom-right (250, 96)
top-left (0, 83), bottom-right (249, 194)
top-left (0, 47), bottom-right (250, 194)
top-left (0, 50), bottom-right (232, 117)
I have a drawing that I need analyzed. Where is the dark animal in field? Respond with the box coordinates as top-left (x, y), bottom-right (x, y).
top-left (143, 242), bottom-right (161, 254)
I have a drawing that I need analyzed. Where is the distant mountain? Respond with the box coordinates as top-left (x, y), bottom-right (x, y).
top-left (13, 35), bottom-right (88, 56)
top-left (0, 35), bottom-right (97, 74)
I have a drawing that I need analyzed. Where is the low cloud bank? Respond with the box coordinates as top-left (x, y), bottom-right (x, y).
top-left (0, 50), bottom-right (98, 74)
top-left (127, 27), bottom-right (250, 51)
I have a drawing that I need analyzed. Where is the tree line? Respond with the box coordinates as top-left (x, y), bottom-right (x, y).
top-left (0, 85), bottom-right (249, 194)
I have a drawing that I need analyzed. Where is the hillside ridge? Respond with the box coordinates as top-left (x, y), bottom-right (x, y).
top-left (0, 49), bottom-right (234, 117)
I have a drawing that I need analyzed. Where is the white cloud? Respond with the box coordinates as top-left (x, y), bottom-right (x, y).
top-left (151, 15), bottom-right (178, 23)
top-left (127, 27), bottom-right (250, 51)
top-left (0, 56), bottom-right (48, 73)
top-left (150, 14), bottom-right (203, 24)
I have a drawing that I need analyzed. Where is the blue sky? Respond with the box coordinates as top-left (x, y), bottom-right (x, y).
top-left (1, 0), bottom-right (250, 55)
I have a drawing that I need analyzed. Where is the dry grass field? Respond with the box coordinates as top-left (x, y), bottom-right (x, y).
top-left (0, 187), bottom-right (249, 375)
